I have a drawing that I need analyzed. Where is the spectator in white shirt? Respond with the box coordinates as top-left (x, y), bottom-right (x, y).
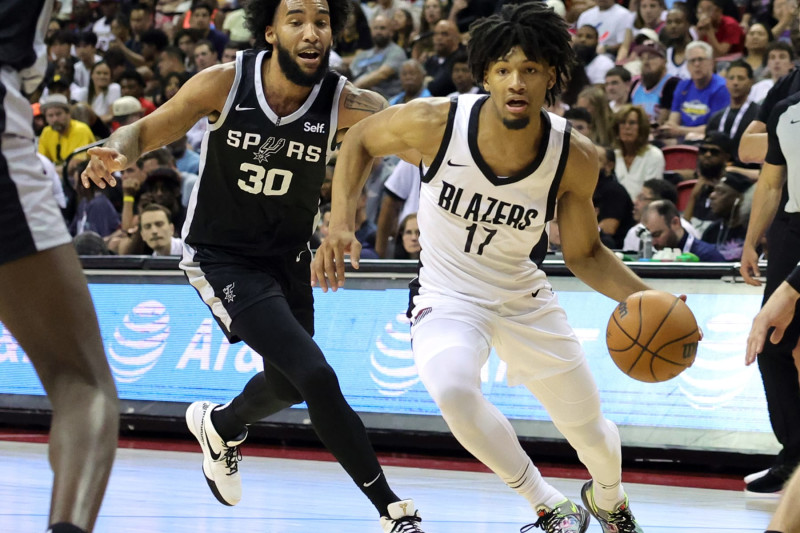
top-left (611, 103), bottom-right (666, 199)
top-left (574, 25), bottom-right (615, 84)
top-left (576, 0), bottom-right (636, 57)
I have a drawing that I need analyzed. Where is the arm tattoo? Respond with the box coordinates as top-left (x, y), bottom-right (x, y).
top-left (344, 90), bottom-right (389, 114)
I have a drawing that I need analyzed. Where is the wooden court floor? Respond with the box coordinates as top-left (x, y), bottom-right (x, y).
top-left (0, 440), bottom-right (779, 532)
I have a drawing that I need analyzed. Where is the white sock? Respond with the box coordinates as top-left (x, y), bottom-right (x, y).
top-left (592, 478), bottom-right (625, 512)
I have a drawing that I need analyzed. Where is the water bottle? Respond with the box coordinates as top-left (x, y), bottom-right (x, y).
top-left (640, 230), bottom-right (653, 260)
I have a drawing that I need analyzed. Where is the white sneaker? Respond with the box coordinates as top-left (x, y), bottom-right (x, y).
top-left (185, 401), bottom-right (247, 506)
top-left (380, 499), bottom-right (425, 532)
top-left (744, 468), bottom-right (770, 484)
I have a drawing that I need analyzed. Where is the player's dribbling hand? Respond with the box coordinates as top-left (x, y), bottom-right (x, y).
top-left (746, 281), bottom-right (800, 365)
top-left (81, 147), bottom-right (127, 189)
top-left (311, 229), bottom-right (361, 292)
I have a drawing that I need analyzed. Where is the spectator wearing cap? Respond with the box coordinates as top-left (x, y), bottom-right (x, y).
top-left (683, 131), bottom-right (735, 233)
top-left (38, 94), bottom-right (96, 166)
top-left (74, 32), bottom-right (101, 89)
top-left (573, 25), bottom-right (615, 85)
top-left (706, 59), bottom-right (760, 173)
top-left (611, 104), bottom-right (665, 199)
top-left (659, 41), bottom-right (730, 141)
top-left (139, 204), bottom-right (183, 256)
top-left (695, 0), bottom-right (744, 57)
top-left (623, 178), bottom-right (702, 252)
top-left (642, 199), bottom-right (727, 261)
top-left (118, 70), bottom-right (157, 115)
top-left (701, 171), bottom-right (754, 260)
top-left (630, 41), bottom-right (681, 126)
top-left (111, 96), bottom-right (145, 131)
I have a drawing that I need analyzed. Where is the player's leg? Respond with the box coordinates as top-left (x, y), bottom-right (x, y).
top-left (766, 464), bottom-right (800, 532)
top-left (0, 245), bottom-right (119, 533)
top-left (413, 317), bottom-right (587, 529)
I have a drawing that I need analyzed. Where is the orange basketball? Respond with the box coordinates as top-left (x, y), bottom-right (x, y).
top-left (606, 290), bottom-right (700, 383)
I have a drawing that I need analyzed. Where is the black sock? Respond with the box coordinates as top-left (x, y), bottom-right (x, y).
top-left (210, 405), bottom-right (248, 443)
top-left (48, 523), bottom-right (87, 533)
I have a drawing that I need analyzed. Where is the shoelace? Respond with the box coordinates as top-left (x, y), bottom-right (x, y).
top-left (605, 506), bottom-right (638, 533)
top-left (521, 508), bottom-right (564, 533)
top-left (223, 445), bottom-right (242, 476)
top-left (389, 514), bottom-right (423, 533)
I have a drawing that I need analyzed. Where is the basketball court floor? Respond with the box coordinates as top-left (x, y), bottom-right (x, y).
top-left (0, 434), bottom-right (780, 533)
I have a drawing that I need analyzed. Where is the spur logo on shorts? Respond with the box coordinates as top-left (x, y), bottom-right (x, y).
top-left (370, 313), bottom-right (419, 396)
top-left (108, 300), bottom-right (169, 383)
top-left (677, 312), bottom-right (754, 409)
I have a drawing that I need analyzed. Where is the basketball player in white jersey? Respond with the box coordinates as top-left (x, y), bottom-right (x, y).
top-left (0, 1), bottom-right (119, 533)
top-left (314, 3), bottom-right (654, 532)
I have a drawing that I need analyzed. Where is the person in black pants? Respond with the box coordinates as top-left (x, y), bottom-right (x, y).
top-left (741, 89), bottom-right (800, 494)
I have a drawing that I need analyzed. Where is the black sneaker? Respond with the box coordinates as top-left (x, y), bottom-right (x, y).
top-left (745, 463), bottom-right (796, 496)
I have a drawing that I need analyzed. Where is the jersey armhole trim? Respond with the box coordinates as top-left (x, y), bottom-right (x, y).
top-left (545, 120), bottom-right (571, 222)
top-left (208, 49), bottom-right (247, 132)
top-left (420, 96), bottom-right (459, 183)
top-left (327, 74), bottom-right (347, 157)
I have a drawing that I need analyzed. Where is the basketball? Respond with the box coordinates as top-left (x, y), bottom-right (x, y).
top-left (606, 290), bottom-right (700, 383)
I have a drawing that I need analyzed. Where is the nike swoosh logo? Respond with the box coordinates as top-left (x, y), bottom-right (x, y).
top-left (235, 104), bottom-right (256, 111)
top-left (447, 160), bottom-right (468, 167)
top-left (792, 119), bottom-right (800, 124)
top-left (363, 472), bottom-right (382, 487)
top-left (205, 432), bottom-right (221, 461)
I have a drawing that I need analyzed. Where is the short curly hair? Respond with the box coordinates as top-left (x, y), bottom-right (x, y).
top-left (467, 2), bottom-right (576, 107)
top-left (246, 0), bottom-right (352, 50)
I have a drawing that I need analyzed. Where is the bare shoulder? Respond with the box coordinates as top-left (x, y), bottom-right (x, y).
top-left (338, 83), bottom-right (389, 129)
top-left (173, 62), bottom-right (236, 115)
top-left (560, 127), bottom-right (599, 198)
top-left (390, 97), bottom-right (452, 128)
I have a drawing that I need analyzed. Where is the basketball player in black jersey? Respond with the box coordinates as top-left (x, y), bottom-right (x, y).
top-left (81, 0), bottom-right (425, 530)
top-left (1, 2), bottom-right (119, 533)
top-left (314, 3), bottom-right (659, 532)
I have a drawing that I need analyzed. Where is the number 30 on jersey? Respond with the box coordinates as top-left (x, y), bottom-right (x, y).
top-left (238, 163), bottom-right (293, 196)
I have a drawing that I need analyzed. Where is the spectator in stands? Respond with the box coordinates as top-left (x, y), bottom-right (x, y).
top-left (43, 75), bottom-right (81, 108)
top-left (74, 32), bottom-right (101, 89)
top-left (392, 9), bottom-right (415, 54)
top-left (189, 1), bottom-right (228, 58)
top-left (364, 0), bottom-right (417, 25)
top-left (222, 41), bottom-right (248, 64)
top-left (69, 160), bottom-right (120, 238)
top-left (140, 29), bottom-right (171, 72)
top-left (355, 189), bottom-right (379, 259)
top-left (705, 59), bottom-right (760, 170)
top-left (623, 178), bottom-right (702, 252)
top-left (617, 0), bottom-right (667, 63)
top-left (311, 203), bottom-right (332, 249)
top-left (662, 6), bottom-right (693, 80)
top-left (335, 0), bottom-right (373, 66)
top-left (770, 0), bottom-right (796, 42)
top-left (194, 39), bottom-right (220, 72)
top-left (394, 213), bottom-right (421, 259)
top-left (168, 135), bottom-right (201, 175)
top-left (630, 40), bottom-right (680, 125)
top-left (173, 29), bottom-right (199, 71)
top-left (576, 85), bottom-right (613, 146)
top-left (659, 41), bottom-right (730, 140)
top-left (696, 0), bottom-right (744, 57)
top-left (448, 0), bottom-right (496, 34)
top-left (376, 160), bottom-right (420, 258)
top-left (564, 107), bottom-right (594, 139)
top-left (118, 70), bottom-right (156, 115)
top-left (156, 71), bottom-right (187, 107)
top-left (71, 102), bottom-right (111, 141)
top-left (73, 231), bottom-right (112, 255)
top-left (389, 60), bottom-right (431, 104)
top-left (701, 171), bottom-right (754, 260)
top-left (109, 12), bottom-right (146, 69)
top-left (38, 95), bottom-right (97, 166)
top-left (222, 0), bottom-right (252, 44)
top-left (594, 144), bottom-right (635, 249)
top-left (741, 22), bottom-right (773, 81)
top-left (611, 104), bottom-right (666, 199)
top-left (93, 0), bottom-right (121, 51)
top-left (128, 3), bottom-right (154, 55)
top-left (642, 199), bottom-right (727, 260)
top-left (75, 61), bottom-right (122, 125)
top-left (682, 131), bottom-right (733, 232)
top-left (139, 203), bottom-right (183, 256)
top-left (574, 25), bottom-right (615, 85)
top-left (605, 66), bottom-right (632, 112)
top-left (157, 46), bottom-right (188, 80)
top-left (411, 0), bottom-right (445, 62)
top-left (750, 41), bottom-right (796, 102)
top-left (576, 0), bottom-right (636, 58)
top-left (446, 49), bottom-right (479, 96)
top-left (423, 20), bottom-right (464, 96)
top-left (111, 96), bottom-right (145, 131)
top-left (139, 147), bottom-right (197, 208)
top-left (350, 15), bottom-right (407, 99)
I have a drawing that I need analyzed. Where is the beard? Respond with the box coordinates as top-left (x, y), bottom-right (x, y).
top-left (276, 40), bottom-right (330, 87)
top-left (51, 121), bottom-right (67, 133)
top-left (503, 117), bottom-right (529, 130)
top-left (641, 69), bottom-right (663, 89)
top-left (573, 44), bottom-right (597, 65)
top-left (698, 159), bottom-right (725, 178)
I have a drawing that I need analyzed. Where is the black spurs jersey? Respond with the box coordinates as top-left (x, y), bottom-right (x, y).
top-left (183, 49), bottom-right (346, 257)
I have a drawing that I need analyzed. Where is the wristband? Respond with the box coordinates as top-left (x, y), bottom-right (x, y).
top-left (123, 195), bottom-right (135, 203)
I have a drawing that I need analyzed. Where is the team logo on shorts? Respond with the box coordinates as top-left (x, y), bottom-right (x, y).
top-left (223, 283), bottom-right (236, 303)
top-left (108, 300), bottom-right (169, 383)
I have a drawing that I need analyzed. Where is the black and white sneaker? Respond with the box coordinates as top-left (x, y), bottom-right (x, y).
top-left (185, 401), bottom-right (247, 506)
top-left (380, 499), bottom-right (425, 532)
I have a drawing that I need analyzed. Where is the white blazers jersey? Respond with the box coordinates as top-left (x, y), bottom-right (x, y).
top-left (417, 94), bottom-right (571, 307)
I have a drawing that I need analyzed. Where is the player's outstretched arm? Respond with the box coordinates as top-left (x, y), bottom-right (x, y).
top-left (312, 98), bottom-right (448, 292)
top-left (81, 63), bottom-right (235, 189)
top-left (558, 133), bottom-right (651, 302)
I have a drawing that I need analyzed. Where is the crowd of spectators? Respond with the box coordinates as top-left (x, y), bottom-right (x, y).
top-left (35, 0), bottom-right (797, 261)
